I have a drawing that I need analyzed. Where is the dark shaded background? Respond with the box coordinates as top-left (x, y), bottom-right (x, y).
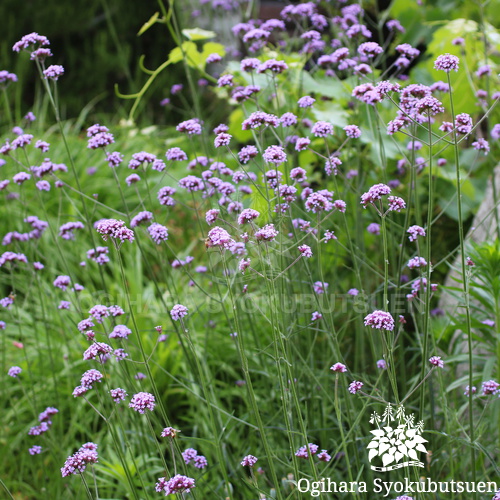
top-left (0, 0), bottom-right (179, 124)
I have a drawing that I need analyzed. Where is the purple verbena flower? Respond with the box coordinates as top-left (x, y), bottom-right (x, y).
top-left (129, 392), bottom-right (155, 413)
top-left (170, 304), bottom-right (188, 321)
top-left (364, 310), bottom-right (394, 331)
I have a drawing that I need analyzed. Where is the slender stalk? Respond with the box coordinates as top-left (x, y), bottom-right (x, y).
top-left (447, 71), bottom-right (476, 490)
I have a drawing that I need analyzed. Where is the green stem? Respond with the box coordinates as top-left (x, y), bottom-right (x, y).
top-left (447, 71), bottom-right (476, 490)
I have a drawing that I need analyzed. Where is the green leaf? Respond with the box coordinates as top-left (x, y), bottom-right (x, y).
top-left (228, 108), bottom-right (253, 143)
top-left (168, 42), bottom-right (203, 68)
top-left (182, 28), bottom-right (216, 41)
top-left (137, 12), bottom-right (160, 36)
top-left (200, 42), bottom-right (226, 60)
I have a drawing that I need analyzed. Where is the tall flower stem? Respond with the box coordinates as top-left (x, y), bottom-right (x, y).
top-left (447, 72), bottom-right (476, 490)
top-left (419, 114), bottom-right (434, 418)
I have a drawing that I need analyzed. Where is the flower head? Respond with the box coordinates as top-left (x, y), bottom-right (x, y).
top-left (330, 363), bottom-right (347, 373)
top-left (170, 304), bottom-right (188, 321)
top-left (434, 54), bottom-right (459, 72)
top-left (155, 475), bottom-right (195, 495)
top-left (364, 310), bottom-right (394, 331)
top-left (429, 356), bottom-right (444, 368)
top-left (348, 381), bottom-right (363, 394)
top-left (241, 455), bottom-right (258, 467)
top-left (129, 392), bottom-right (156, 413)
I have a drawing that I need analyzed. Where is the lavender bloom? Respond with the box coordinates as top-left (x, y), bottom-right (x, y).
top-left (214, 133), bottom-right (232, 148)
top-left (13, 32), bottom-right (50, 52)
top-left (387, 196), bottom-right (406, 212)
top-left (305, 192), bottom-right (333, 213)
top-left (434, 54), bottom-right (459, 72)
top-left (330, 363), bottom-right (347, 373)
top-left (241, 455), bottom-right (258, 467)
top-left (207, 226), bottom-right (234, 248)
top-left (415, 96), bottom-right (445, 115)
top-left (170, 304), bottom-right (188, 321)
top-left (206, 53), bottom-right (222, 64)
top-left (280, 112), bottom-right (298, 127)
top-left (257, 59), bottom-right (288, 74)
top-left (237, 209), bottom-right (259, 225)
top-left (311, 311), bottom-right (322, 321)
top-left (59, 221), bottom-right (84, 240)
top-left (298, 245), bottom-right (313, 258)
top-left (313, 281), bottom-right (328, 294)
top-left (109, 325), bottom-right (132, 339)
top-left (298, 96), bottom-right (315, 108)
top-left (13, 172), bottom-right (31, 184)
top-left (242, 111), bottom-right (279, 130)
top-left (429, 356), bottom-right (444, 368)
top-left (161, 427), bottom-right (180, 438)
top-left (472, 138), bottom-right (490, 155)
top-left (255, 224), bottom-right (278, 242)
top-left (0, 252), bottom-right (29, 267)
top-left (386, 19), bottom-right (405, 32)
top-left (80, 369), bottom-right (104, 389)
top-left (129, 392), bottom-right (155, 413)
top-left (0, 71), bottom-right (18, 87)
top-left (295, 137), bottom-right (311, 151)
top-left (358, 42), bottom-right (383, 58)
top-left (28, 422), bottom-right (50, 435)
top-left (130, 211), bottom-right (153, 228)
top-left (217, 74), bottom-right (234, 87)
top-left (377, 359), bottom-right (387, 370)
top-left (290, 167), bottom-right (307, 182)
top-left (348, 381), bottom-right (364, 394)
top-left (325, 156), bottom-right (342, 176)
top-left (491, 124), bottom-right (500, 140)
top-left (455, 113), bottom-right (473, 134)
top-left (364, 310), bottom-right (395, 331)
top-left (155, 475), bottom-right (195, 496)
top-left (165, 147), bottom-right (187, 162)
top-left (295, 443), bottom-right (318, 459)
top-left (8, 366), bottom-right (22, 377)
top-left (148, 223), bottom-right (168, 244)
top-left (53, 275), bottom-right (70, 290)
top-left (176, 118), bottom-right (202, 135)
top-left (43, 65), bottom-right (64, 80)
top-left (482, 380), bottom-right (500, 395)
top-left (262, 145), bottom-right (287, 165)
top-left (95, 219), bottom-right (134, 243)
top-left (36, 180), bottom-right (50, 191)
top-left (61, 443), bottom-right (98, 477)
top-left (11, 134), bottom-right (33, 149)
top-left (407, 225), bottom-right (426, 241)
top-left (29, 445), bottom-right (42, 455)
top-left (182, 448), bottom-right (198, 465)
top-left (178, 175), bottom-right (204, 192)
top-left (193, 455), bottom-right (208, 469)
top-left (110, 388), bottom-right (127, 403)
top-left (317, 450), bottom-right (332, 462)
top-left (361, 183), bottom-right (391, 206)
top-left (157, 186), bottom-right (176, 207)
top-left (58, 300), bottom-right (70, 310)
top-left (311, 121), bottom-right (334, 137)
top-left (240, 57), bottom-right (260, 71)
top-left (344, 125), bottom-right (361, 138)
top-left (238, 145), bottom-right (258, 163)
top-left (407, 256), bottom-right (427, 269)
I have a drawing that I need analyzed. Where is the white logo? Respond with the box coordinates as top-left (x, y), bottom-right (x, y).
top-left (368, 404), bottom-right (428, 472)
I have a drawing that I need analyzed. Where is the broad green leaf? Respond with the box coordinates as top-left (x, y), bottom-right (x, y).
top-left (182, 28), bottom-right (216, 41)
top-left (228, 108), bottom-right (253, 143)
top-left (200, 42), bottom-right (226, 60)
top-left (168, 42), bottom-right (204, 68)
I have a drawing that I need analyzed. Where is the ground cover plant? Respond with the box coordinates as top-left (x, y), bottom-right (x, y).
top-left (2, 0), bottom-right (500, 498)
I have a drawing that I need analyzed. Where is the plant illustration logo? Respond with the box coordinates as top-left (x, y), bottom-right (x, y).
top-left (368, 404), bottom-right (428, 472)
